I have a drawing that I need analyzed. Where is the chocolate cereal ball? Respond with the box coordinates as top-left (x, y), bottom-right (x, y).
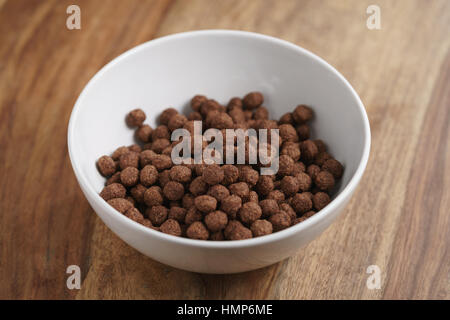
top-left (220, 195), bottom-right (242, 219)
top-left (151, 138), bottom-right (171, 154)
top-left (163, 181), bottom-right (184, 201)
top-left (119, 152), bottom-right (139, 170)
top-left (158, 169), bottom-right (171, 187)
top-left (238, 166), bottom-right (259, 187)
top-left (168, 206), bottom-right (187, 223)
top-left (269, 211), bottom-right (291, 231)
top-left (144, 186), bottom-right (163, 207)
top-left (105, 172), bottom-right (121, 186)
top-left (151, 154), bottom-right (172, 171)
top-left (152, 125), bottom-right (171, 141)
top-left (292, 161), bottom-right (306, 175)
top-left (160, 219), bottom-right (182, 236)
top-left (182, 193), bottom-right (195, 209)
top-left (259, 199), bottom-right (279, 217)
top-left (159, 108), bottom-right (178, 126)
top-left (296, 124), bottom-right (310, 141)
top-left (210, 231), bottom-right (225, 241)
top-left (280, 203), bottom-right (296, 222)
top-left (202, 164), bottom-right (224, 185)
top-left (125, 207), bottom-right (144, 224)
top-left (280, 175), bottom-right (300, 196)
top-left (322, 158), bottom-right (344, 179)
top-left (239, 202), bottom-right (262, 225)
top-left (266, 190), bottom-right (286, 204)
top-left (279, 112), bottom-right (294, 125)
top-left (306, 164), bottom-right (321, 180)
top-left (169, 165), bottom-right (192, 183)
top-left (204, 210), bottom-right (228, 232)
top-left (130, 184), bottom-right (147, 203)
top-left (224, 220), bottom-right (252, 240)
top-left (300, 140), bottom-right (318, 163)
top-left (279, 124), bottom-right (299, 143)
top-left (186, 221), bottom-right (209, 240)
top-left (194, 195), bottom-right (217, 213)
top-left (281, 142), bottom-right (301, 161)
top-left (253, 106), bottom-right (269, 120)
top-left (222, 164), bottom-right (239, 185)
top-left (314, 139), bottom-right (327, 153)
top-left (100, 183), bottom-right (126, 201)
top-left (189, 176), bottom-right (208, 196)
top-left (228, 182), bottom-right (250, 199)
top-left (191, 95), bottom-right (207, 112)
top-left (243, 92), bottom-right (264, 110)
top-left (278, 155), bottom-right (294, 176)
top-left (292, 104), bottom-right (313, 124)
top-left (168, 113), bottom-right (188, 132)
top-left (140, 165), bottom-right (158, 187)
top-left (314, 151), bottom-right (332, 166)
top-left (147, 205), bottom-right (168, 226)
top-left (207, 184), bottom-right (230, 202)
top-left (120, 167), bottom-right (139, 187)
top-left (296, 172), bottom-right (312, 192)
top-left (107, 198), bottom-right (133, 213)
top-left (97, 155), bottom-right (116, 177)
top-left (139, 149), bottom-right (157, 167)
top-left (313, 192), bottom-right (331, 211)
top-left (251, 219), bottom-right (273, 237)
top-left (291, 193), bottom-right (313, 214)
top-left (126, 109), bottom-right (146, 127)
top-left (185, 207), bottom-right (202, 225)
top-left (111, 146), bottom-right (130, 160)
top-left (315, 171), bottom-right (335, 191)
top-left (210, 113), bottom-right (234, 129)
top-left (247, 190), bottom-right (259, 203)
top-left (136, 124), bottom-right (153, 143)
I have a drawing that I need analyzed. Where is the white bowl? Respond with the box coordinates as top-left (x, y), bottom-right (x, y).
top-left (68, 30), bottom-right (370, 274)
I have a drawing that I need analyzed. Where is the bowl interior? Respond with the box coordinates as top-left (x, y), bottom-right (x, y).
top-left (69, 31), bottom-right (368, 204)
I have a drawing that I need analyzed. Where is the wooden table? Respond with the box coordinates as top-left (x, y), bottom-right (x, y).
top-left (0, 0), bottom-right (448, 300)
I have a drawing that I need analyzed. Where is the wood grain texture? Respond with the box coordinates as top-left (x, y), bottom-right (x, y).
top-left (0, 0), bottom-right (448, 299)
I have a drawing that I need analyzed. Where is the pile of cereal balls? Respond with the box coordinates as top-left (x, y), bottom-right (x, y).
top-left (96, 92), bottom-right (343, 240)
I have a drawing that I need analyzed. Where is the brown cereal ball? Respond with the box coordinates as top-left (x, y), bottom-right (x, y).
top-left (194, 163), bottom-right (207, 176)
top-left (280, 175), bottom-right (300, 196)
top-left (247, 191), bottom-right (259, 203)
top-left (296, 172), bottom-right (312, 192)
top-left (244, 110), bottom-right (253, 121)
top-left (107, 198), bottom-right (133, 213)
top-left (292, 162), bottom-right (306, 175)
top-left (229, 108), bottom-right (246, 124)
top-left (100, 183), bottom-right (126, 201)
top-left (160, 219), bottom-right (182, 236)
top-left (136, 125), bottom-right (153, 143)
top-left (97, 155), bottom-right (116, 177)
top-left (300, 140), bottom-right (318, 163)
top-left (141, 219), bottom-right (157, 229)
top-left (250, 219), bottom-right (273, 237)
top-left (210, 113), bottom-right (234, 129)
top-left (227, 97), bottom-right (243, 110)
top-left (314, 139), bottom-right (327, 153)
top-left (143, 186), bottom-right (163, 207)
top-left (315, 171), bottom-right (335, 191)
top-left (169, 165), bottom-right (192, 183)
top-left (259, 199), bottom-right (279, 217)
top-left (200, 99), bottom-right (222, 116)
top-left (129, 144), bottom-right (142, 153)
top-left (106, 172), bottom-right (121, 186)
top-left (255, 175), bottom-right (274, 196)
top-left (147, 205), bottom-right (168, 226)
top-left (204, 210), bottom-right (228, 232)
top-left (224, 220), bottom-right (252, 240)
top-left (191, 95), bottom-right (207, 112)
top-left (314, 151), bottom-right (332, 166)
top-left (322, 158), bottom-right (344, 179)
top-left (158, 169), bottom-right (171, 187)
top-left (126, 196), bottom-right (136, 207)
top-left (278, 155), bottom-right (294, 176)
top-left (210, 231), bottom-right (225, 241)
top-left (139, 149), bottom-right (157, 167)
top-left (111, 146), bottom-right (130, 160)
top-left (291, 193), bottom-right (313, 214)
top-left (279, 112), bottom-right (294, 125)
top-left (279, 203), bottom-right (296, 222)
top-left (253, 106), bottom-right (269, 120)
top-left (159, 108), bottom-right (178, 126)
top-left (185, 207), bottom-right (202, 225)
top-left (152, 125), bottom-right (171, 141)
top-left (239, 166), bottom-right (259, 187)
top-left (182, 193), bottom-right (195, 209)
top-left (126, 109), bottom-right (146, 127)
top-left (188, 111), bottom-right (202, 121)
top-left (189, 176), bottom-right (208, 196)
top-left (243, 92), bottom-right (264, 110)
top-left (202, 164), bottom-right (224, 185)
top-left (269, 211), bottom-right (291, 231)
top-left (119, 152), bottom-right (139, 170)
top-left (228, 182), bottom-right (250, 199)
top-left (313, 192), bottom-right (331, 211)
top-left (168, 113), bottom-right (188, 132)
top-left (306, 164), bottom-right (321, 180)
top-left (239, 202), bottom-right (262, 225)
top-left (120, 167), bottom-right (139, 187)
top-left (140, 165), bottom-right (158, 187)
top-left (130, 184), bottom-right (146, 203)
top-left (220, 195), bottom-right (242, 219)
top-left (151, 138), bottom-right (171, 154)
top-left (194, 195), bottom-right (217, 213)
top-left (281, 142), bottom-right (301, 161)
top-left (302, 210), bottom-right (316, 219)
top-left (292, 104), bottom-right (313, 124)
top-left (187, 221), bottom-right (209, 240)
top-left (163, 181), bottom-right (184, 201)
top-left (168, 206), bottom-right (187, 223)
top-left (151, 154), bottom-right (172, 171)
top-left (207, 184), bottom-right (230, 202)
top-left (279, 124), bottom-right (299, 143)
top-left (296, 124), bottom-right (310, 141)
top-left (222, 164), bottom-right (239, 185)
top-left (266, 190), bottom-right (286, 204)
top-left (204, 110), bottom-right (221, 128)
top-left (125, 207), bottom-right (144, 223)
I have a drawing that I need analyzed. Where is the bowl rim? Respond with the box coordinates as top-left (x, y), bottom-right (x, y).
top-left (68, 29), bottom-right (371, 249)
